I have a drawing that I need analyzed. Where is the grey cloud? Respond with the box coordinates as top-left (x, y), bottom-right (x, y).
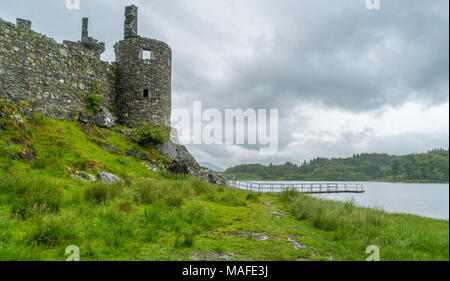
top-left (201, 0), bottom-right (449, 113)
top-left (1, 0), bottom-right (448, 168)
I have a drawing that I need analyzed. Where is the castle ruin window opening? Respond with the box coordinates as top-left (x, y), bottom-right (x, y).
top-left (143, 89), bottom-right (149, 98)
top-left (142, 49), bottom-right (152, 60)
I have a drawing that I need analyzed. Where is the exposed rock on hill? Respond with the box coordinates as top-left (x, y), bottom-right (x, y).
top-left (158, 141), bottom-right (230, 186)
top-left (78, 111), bottom-right (95, 124)
top-left (97, 172), bottom-right (122, 184)
top-left (94, 107), bottom-right (116, 128)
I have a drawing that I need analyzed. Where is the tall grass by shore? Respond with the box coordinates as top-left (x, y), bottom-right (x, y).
top-left (279, 190), bottom-right (449, 260)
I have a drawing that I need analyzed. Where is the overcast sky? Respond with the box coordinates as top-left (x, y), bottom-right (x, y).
top-left (1, 0), bottom-right (448, 169)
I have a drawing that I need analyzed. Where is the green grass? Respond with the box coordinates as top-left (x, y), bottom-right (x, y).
top-left (134, 122), bottom-right (171, 146)
top-left (280, 190), bottom-right (449, 260)
top-left (0, 116), bottom-right (448, 261)
top-left (84, 182), bottom-right (111, 204)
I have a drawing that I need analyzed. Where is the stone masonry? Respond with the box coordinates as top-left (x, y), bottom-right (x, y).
top-left (0, 6), bottom-right (229, 186)
top-left (0, 5), bottom-right (172, 127)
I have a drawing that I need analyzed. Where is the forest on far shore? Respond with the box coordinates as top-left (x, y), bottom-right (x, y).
top-left (224, 149), bottom-right (449, 183)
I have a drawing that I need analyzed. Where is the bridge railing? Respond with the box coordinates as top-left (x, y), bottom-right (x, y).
top-left (229, 181), bottom-right (365, 193)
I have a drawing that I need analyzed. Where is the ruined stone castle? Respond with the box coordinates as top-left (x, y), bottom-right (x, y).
top-left (0, 5), bottom-right (172, 127)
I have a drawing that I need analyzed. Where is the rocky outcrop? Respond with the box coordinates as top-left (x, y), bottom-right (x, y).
top-left (170, 128), bottom-right (180, 145)
top-left (97, 172), bottom-right (122, 184)
top-left (125, 148), bottom-right (150, 161)
top-left (94, 107), bottom-right (116, 128)
top-left (79, 108), bottom-right (118, 129)
top-left (142, 162), bottom-right (160, 172)
top-left (158, 141), bottom-right (229, 187)
top-left (0, 102), bottom-right (27, 131)
top-left (73, 171), bottom-right (96, 182)
top-left (0, 103), bottom-right (36, 161)
top-left (78, 111), bottom-right (95, 124)
top-left (196, 168), bottom-right (230, 187)
top-left (10, 113), bottom-right (26, 131)
top-left (4, 135), bottom-right (36, 161)
top-left (159, 142), bottom-right (200, 175)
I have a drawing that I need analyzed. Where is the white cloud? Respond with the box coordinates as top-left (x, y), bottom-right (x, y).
top-left (292, 101), bottom-right (449, 140)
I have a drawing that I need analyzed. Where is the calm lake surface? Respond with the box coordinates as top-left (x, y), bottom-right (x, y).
top-left (239, 181), bottom-right (449, 220)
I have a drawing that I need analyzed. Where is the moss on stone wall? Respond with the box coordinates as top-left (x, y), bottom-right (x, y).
top-left (0, 18), bottom-right (116, 121)
top-left (1, 5), bottom-right (173, 128)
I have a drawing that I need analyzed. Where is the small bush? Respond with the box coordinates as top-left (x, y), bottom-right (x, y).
top-left (32, 143), bottom-right (68, 170)
top-left (178, 204), bottom-right (217, 231)
top-left (132, 180), bottom-right (194, 207)
top-left (87, 94), bottom-right (102, 112)
top-left (363, 208), bottom-right (386, 227)
top-left (246, 192), bottom-right (260, 202)
top-left (279, 189), bottom-right (298, 203)
top-left (289, 197), bottom-right (310, 220)
top-left (0, 175), bottom-right (18, 194)
top-left (132, 180), bottom-right (157, 204)
top-left (309, 206), bottom-right (341, 231)
top-left (98, 209), bottom-right (134, 247)
top-left (175, 232), bottom-right (195, 248)
top-left (0, 218), bottom-right (13, 243)
top-left (117, 201), bottom-right (134, 213)
top-left (160, 170), bottom-right (189, 180)
top-left (84, 183), bottom-right (110, 203)
top-left (9, 180), bottom-right (62, 219)
top-left (141, 203), bottom-right (217, 245)
top-left (141, 204), bottom-right (175, 242)
top-left (30, 112), bottom-right (51, 126)
top-left (206, 191), bottom-right (247, 207)
top-left (26, 217), bottom-right (77, 247)
top-left (87, 82), bottom-right (103, 111)
top-left (142, 227), bottom-right (161, 243)
top-left (189, 178), bottom-right (214, 195)
top-left (134, 122), bottom-right (170, 146)
top-left (0, 244), bottom-right (43, 261)
top-left (143, 203), bottom-right (165, 224)
top-left (0, 158), bottom-right (14, 172)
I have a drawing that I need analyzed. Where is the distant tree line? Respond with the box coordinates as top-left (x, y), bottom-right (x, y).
top-left (224, 149), bottom-right (449, 183)
top-left (387, 149), bottom-right (449, 182)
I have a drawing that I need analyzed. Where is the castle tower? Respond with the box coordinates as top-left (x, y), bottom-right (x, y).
top-left (114, 5), bottom-right (172, 127)
top-left (79, 17), bottom-right (105, 58)
top-left (81, 17), bottom-right (89, 40)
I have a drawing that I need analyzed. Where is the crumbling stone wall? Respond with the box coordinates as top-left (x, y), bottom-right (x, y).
top-left (0, 4), bottom-right (172, 127)
top-left (63, 40), bottom-right (102, 60)
top-left (0, 18), bottom-right (116, 120)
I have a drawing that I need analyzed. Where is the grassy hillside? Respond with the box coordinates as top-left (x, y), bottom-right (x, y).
top-left (0, 109), bottom-right (448, 261)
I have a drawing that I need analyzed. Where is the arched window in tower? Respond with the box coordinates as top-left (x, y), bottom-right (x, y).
top-left (143, 89), bottom-right (149, 98)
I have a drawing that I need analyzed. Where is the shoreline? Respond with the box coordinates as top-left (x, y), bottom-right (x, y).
top-left (229, 180), bottom-right (449, 220)
top-left (225, 178), bottom-right (449, 184)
